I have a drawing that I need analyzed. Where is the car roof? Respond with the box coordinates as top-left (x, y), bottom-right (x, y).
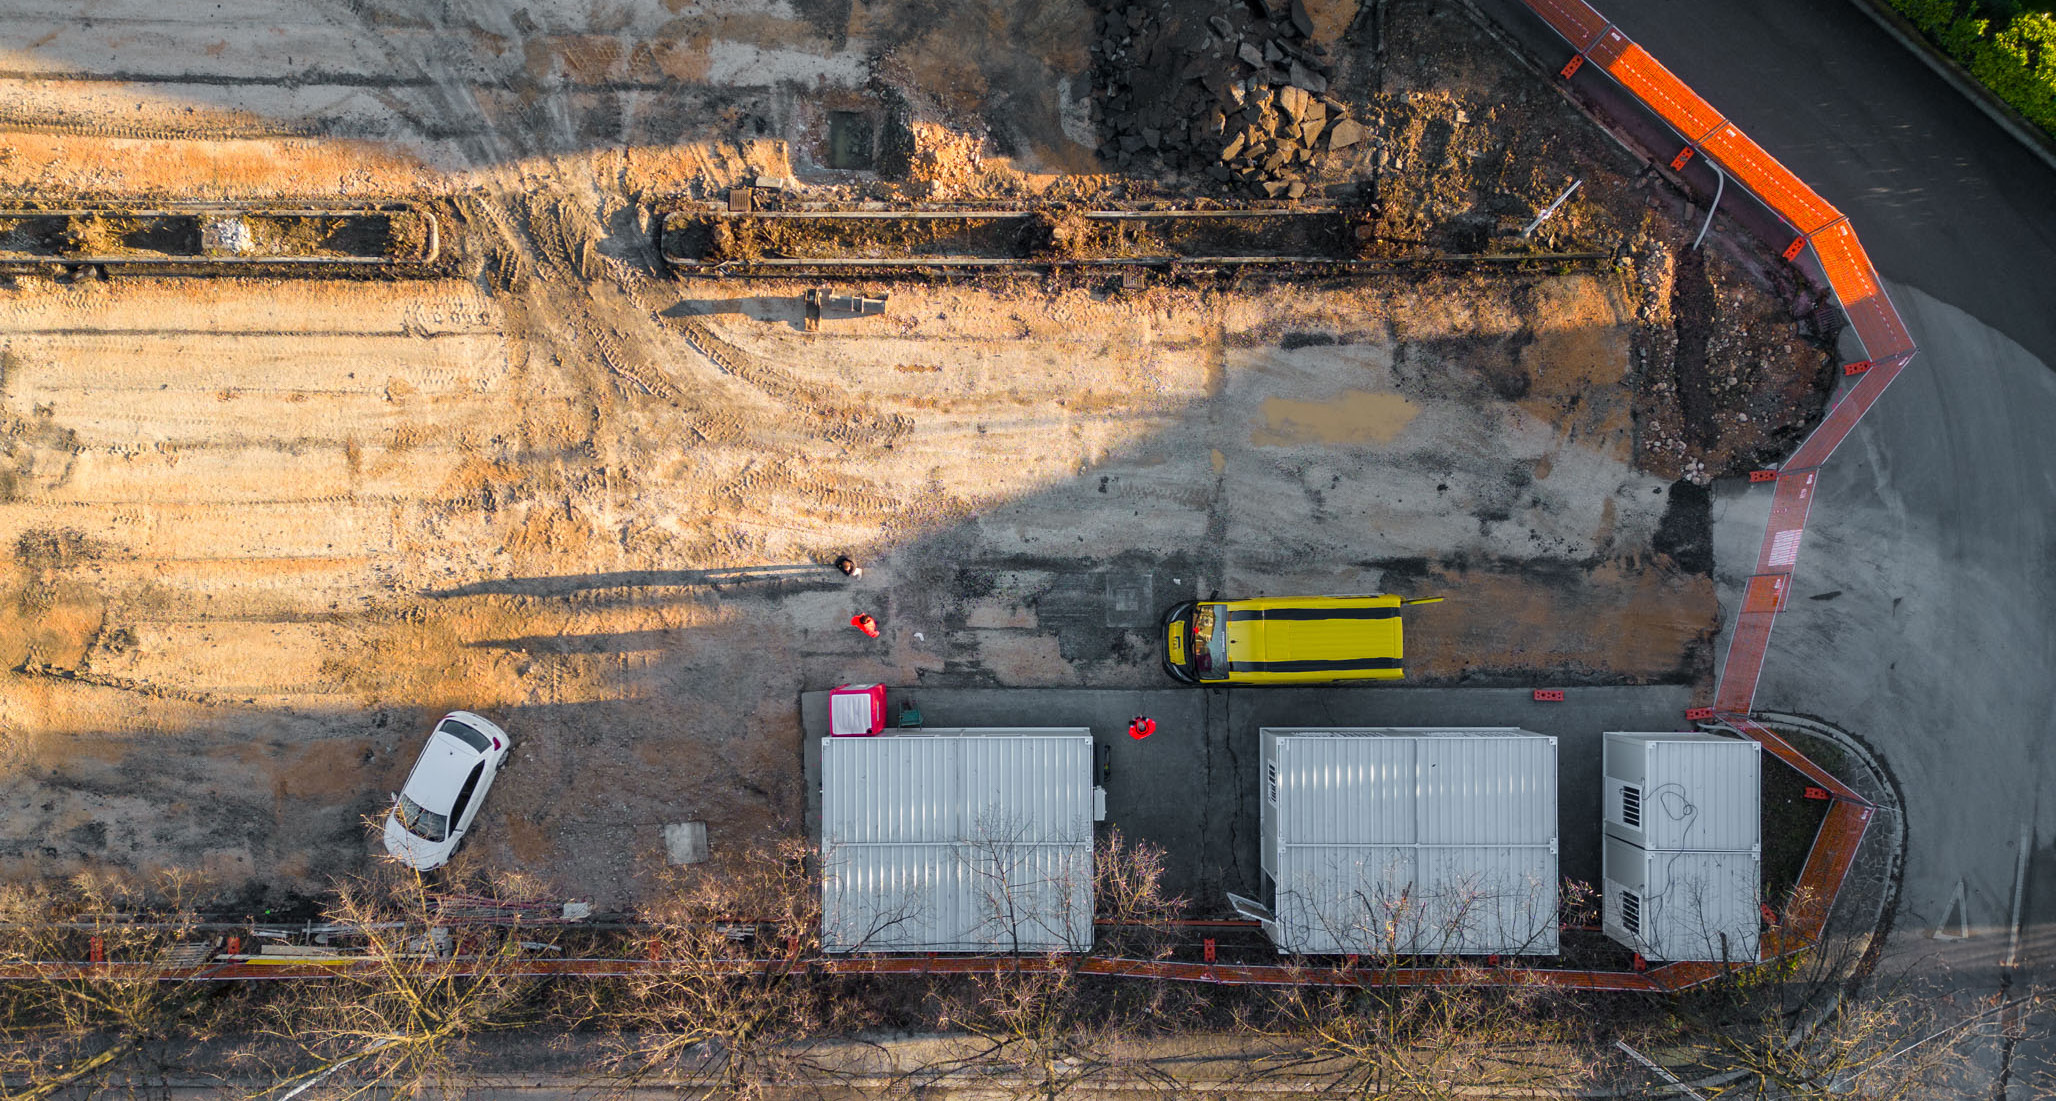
top-left (1222, 597), bottom-right (1403, 666)
top-left (401, 730), bottom-right (485, 809)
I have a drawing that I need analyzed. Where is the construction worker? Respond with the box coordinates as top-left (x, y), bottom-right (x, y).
top-left (834, 555), bottom-right (862, 578)
top-left (1127, 715), bottom-right (1156, 740)
top-left (850, 613), bottom-right (880, 638)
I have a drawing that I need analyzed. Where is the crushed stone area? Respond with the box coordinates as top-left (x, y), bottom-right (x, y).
top-left (0, 0), bottom-right (1833, 905)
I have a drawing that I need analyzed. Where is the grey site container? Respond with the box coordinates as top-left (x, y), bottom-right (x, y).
top-left (1603, 837), bottom-right (1761, 962)
top-left (819, 729), bottom-right (1094, 954)
top-left (1602, 732), bottom-right (1761, 851)
top-left (1242, 728), bottom-right (1560, 957)
top-left (1601, 732), bottom-right (1763, 962)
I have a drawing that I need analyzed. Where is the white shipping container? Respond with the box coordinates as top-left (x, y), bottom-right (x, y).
top-left (1603, 836), bottom-right (1761, 962)
top-left (820, 729), bottom-right (1093, 954)
top-left (1602, 732), bottom-right (1761, 851)
top-left (1255, 728), bottom-right (1559, 957)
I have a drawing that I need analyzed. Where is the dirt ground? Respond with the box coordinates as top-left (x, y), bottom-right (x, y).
top-left (0, 0), bottom-right (1832, 908)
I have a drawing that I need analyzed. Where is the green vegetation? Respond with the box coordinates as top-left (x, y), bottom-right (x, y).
top-left (1888, 0), bottom-right (2056, 135)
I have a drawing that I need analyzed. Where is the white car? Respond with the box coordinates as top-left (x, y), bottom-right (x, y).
top-left (382, 711), bottom-right (511, 870)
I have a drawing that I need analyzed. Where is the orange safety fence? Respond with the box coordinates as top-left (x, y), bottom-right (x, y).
top-left (1516, 0), bottom-right (1898, 974)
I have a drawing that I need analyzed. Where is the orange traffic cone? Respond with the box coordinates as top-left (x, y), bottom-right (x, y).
top-left (850, 613), bottom-right (880, 638)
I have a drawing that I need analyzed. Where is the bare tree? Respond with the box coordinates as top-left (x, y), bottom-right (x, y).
top-left (593, 837), bottom-right (872, 1099)
top-left (899, 827), bottom-right (1190, 1101)
top-left (1638, 903), bottom-right (1999, 1100)
top-left (252, 867), bottom-right (558, 1099)
top-left (0, 871), bottom-right (232, 1099)
top-left (1248, 876), bottom-right (1602, 1100)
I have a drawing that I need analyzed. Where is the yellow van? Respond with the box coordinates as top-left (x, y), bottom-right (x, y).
top-left (1160, 594), bottom-right (1440, 685)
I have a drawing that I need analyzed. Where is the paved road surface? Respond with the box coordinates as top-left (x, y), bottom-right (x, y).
top-left (1590, 1), bottom-right (2056, 1095)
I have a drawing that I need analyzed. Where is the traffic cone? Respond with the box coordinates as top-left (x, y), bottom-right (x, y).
top-left (850, 613), bottom-right (880, 638)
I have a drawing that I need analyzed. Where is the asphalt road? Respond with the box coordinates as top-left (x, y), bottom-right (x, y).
top-left (1587, 1), bottom-right (2056, 1094)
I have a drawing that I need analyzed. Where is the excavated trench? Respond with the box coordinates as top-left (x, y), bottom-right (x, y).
top-left (660, 207), bottom-right (1609, 274)
top-left (0, 205), bottom-right (438, 269)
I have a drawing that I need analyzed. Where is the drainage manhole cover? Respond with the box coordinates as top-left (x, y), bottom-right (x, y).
top-left (1104, 572), bottom-right (1154, 628)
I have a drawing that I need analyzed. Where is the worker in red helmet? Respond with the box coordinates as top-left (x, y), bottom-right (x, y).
top-left (850, 613), bottom-right (880, 638)
top-left (1127, 715), bottom-right (1156, 740)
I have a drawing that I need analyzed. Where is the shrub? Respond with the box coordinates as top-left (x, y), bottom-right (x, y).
top-left (1887, 0), bottom-right (2056, 135)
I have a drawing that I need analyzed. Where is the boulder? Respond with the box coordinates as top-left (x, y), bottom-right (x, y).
top-left (1287, 181), bottom-right (1307, 199)
top-left (1327, 117), bottom-right (1366, 149)
top-left (1237, 41), bottom-right (1264, 68)
top-left (1221, 132), bottom-right (1247, 160)
top-left (1288, 61), bottom-right (1327, 94)
top-left (1263, 180), bottom-right (1291, 198)
top-left (1263, 39), bottom-right (1283, 63)
top-left (1208, 14), bottom-right (1233, 37)
top-left (1289, 0), bottom-right (1315, 39)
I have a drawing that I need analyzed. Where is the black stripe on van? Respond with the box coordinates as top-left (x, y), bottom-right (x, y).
top-left (1228, 658), bottom-right (1404, 673)
top-left (1227, 606), bottom-right (1400, 622)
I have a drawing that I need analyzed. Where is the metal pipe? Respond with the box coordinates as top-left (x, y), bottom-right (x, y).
top-left (1693, 161), bottom-right (1725, 251)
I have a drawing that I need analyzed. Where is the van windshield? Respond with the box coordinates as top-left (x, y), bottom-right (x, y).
top-left (1193, 604), bottom-right (1229, 680)
top-left (396, 794), bottom-right (448, 842)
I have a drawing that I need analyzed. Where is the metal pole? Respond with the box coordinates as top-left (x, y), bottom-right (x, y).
top-left (1522, 179), bottom-right (1582, 238)
top-left (1693, 161), bottom-right (1725, 251)
top-left (1615, 1040), bottom-right (1711, 1101)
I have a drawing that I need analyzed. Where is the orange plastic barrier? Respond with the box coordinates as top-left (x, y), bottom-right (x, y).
top-left (1600, 43), bottom-right (1725, 145)
top-left (1810, 220), bottom-right (1916, 360)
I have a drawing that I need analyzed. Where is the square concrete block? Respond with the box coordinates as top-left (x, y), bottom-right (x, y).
top-left (663, 821), bottom-right (709, 865)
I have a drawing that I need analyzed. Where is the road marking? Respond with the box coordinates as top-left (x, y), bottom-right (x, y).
top-left (1933, 878), bottom-right (1969, 940)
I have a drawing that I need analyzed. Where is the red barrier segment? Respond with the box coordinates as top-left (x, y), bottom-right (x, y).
top-left (1525, 0), bottom-right (1611, 48)
top-left (1533, 689), bottom-right (1566, 701)
top-left (1783, 351), bottom-right (1915, 471)
top-left (1748, 469), bottom-right (1778, 483)
top-left (1741, 574), bottom-right (1790, 615)
top-left (1811, 220), bottom-right (1915, 360)
top-left (1603, 44), bottom-right (1727, 147)
top-left (1560, 54), bottom-right (1586, 79)
top-left (1700, 125), bottom-right (1846, 235)
top-left (1723, 715), bottom-right (1869, 806)
top-left (1763, 799), bottom-right (1874, 954)
top-left (1844, 361), bottom-right (1873, 376)
top-left (1685, 707), bottom-right (1715, 721)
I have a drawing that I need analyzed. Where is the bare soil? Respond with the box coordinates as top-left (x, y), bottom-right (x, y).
top-left (0, 0), bottom-right (1833, 908)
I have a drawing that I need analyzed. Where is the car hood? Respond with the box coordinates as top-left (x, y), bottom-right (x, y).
top-left (382, 810), bottom-right (449, 869)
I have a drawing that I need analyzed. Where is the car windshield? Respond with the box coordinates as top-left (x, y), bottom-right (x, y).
top-left (395, 793), bottom-right (448, 842)
top-left (437, 718), bottom-right (491, 753)
top-left (1193, 604), bottom-right (1228, 679)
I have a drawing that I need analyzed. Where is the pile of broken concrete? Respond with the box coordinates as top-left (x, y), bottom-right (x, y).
top-left (1093, 0), bottom-right (1369, 199)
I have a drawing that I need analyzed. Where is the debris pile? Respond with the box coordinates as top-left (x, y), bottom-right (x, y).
top-left (1092, 0), bottom-right (1369, 198)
